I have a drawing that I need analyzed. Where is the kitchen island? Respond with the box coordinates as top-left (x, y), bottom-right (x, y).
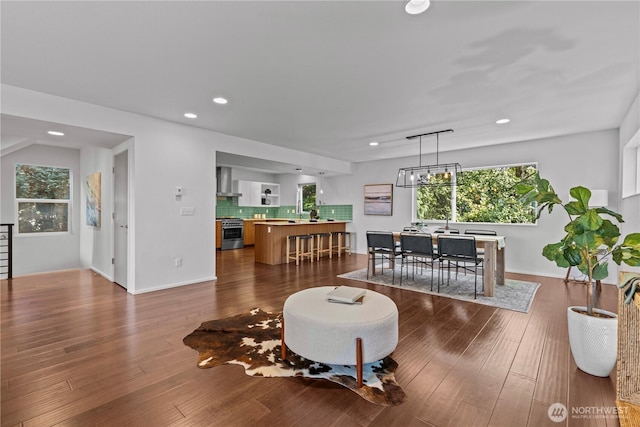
top-left (254, 221), bottom-right (347, 265)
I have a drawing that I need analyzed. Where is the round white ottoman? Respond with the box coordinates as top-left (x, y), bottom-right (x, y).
top-left (283, 286), bottom-right (398, 369)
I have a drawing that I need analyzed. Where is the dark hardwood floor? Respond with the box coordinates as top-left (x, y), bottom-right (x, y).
top-left (1, 247), bottom-right (621, 426)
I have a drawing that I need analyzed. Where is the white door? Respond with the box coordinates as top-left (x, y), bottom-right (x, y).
top-left (114, 150), bottom-right (128, 288)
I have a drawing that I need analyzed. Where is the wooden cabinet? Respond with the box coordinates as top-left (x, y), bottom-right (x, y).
top-left (215, 220), bottom-right (222, 249)
top-left (235, 180), bottom-right (280, 207)
top-left (243, 220), bottom-right (255, 246)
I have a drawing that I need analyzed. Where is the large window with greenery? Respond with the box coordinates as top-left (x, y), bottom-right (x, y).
top-left (416, 163), bottom-right (537, 224)
top-left (15, 164), bottom-right (71, 234)
top-left (297, 183), bottom-right (316, 213)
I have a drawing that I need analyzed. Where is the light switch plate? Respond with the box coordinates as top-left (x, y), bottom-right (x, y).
top-left (180, 207), bottom-right (195, 216)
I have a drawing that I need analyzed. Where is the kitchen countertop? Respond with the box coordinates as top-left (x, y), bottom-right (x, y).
top-left (252, 220), bottom-right (349, 225)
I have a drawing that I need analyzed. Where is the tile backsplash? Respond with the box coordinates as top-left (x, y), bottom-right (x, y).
top-left (216, 198), bottom-right (352, 221)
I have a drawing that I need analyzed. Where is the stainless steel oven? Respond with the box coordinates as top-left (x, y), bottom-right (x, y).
top-left (220, 218), bottom-right (244, 250)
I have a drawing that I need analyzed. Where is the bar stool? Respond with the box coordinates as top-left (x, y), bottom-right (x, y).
top-left (286, 234), bottom-right (314, 265)
top-left (331, 231), bottom-right (352, 257)
top-left (314, 232), bottom-right (332, 260)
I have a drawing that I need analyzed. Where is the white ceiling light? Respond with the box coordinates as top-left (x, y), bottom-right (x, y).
top-left (496, 118), bottom-right (510, 124)
top-left (369, 141), bottom-right (379, 146)
top-left (184, 112), bottom-right (197, 119)
top-left (213, 97), bottom-right (228, 105)
top-left (405, 0), bottom-right (430, 15)
top-left (47, 130), bottom-right (64, 136)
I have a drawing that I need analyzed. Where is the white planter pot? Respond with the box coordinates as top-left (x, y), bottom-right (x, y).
top-left (567, 306), bottom-right (618, 377)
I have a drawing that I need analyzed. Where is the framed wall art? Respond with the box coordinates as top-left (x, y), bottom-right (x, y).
top-left (364, 184), bottom-right (393, 216)
top-left (86, 171), bottom-right (102, 228)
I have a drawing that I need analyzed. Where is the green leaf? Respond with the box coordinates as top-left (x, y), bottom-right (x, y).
top-left (565, 201), bottom-right (586, 216)
top-left (573, 231), bottom-right (596, 249)
top-left (515, 183), bottom-right (534, 196)
top-left (592, 263), bottom-right (608, 281)
top-left (563, 247), bottom-right (582, 266)
top-left (576, 210), bottom-right (603, 231)
top-left (542, 242), bottom-right (570, 267)
top-left (623, 233), bottom-right (640, 248)
top-left (569, 186), bottom-right (591, 211)
top-left (595, 207), bottom-right (624, 223)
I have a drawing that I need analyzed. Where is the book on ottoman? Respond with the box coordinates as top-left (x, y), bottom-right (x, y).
top-left (327, 286), bottom-right (366, 304)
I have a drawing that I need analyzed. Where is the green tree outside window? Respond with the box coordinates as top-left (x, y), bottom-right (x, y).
top-left (417, 164), bottom-right (537, 224)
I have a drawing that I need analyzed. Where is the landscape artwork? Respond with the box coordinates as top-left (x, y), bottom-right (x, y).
top-left (364, 184), bottom-right (393, 216)
top-left (86, 172), bottom-right (101, 228)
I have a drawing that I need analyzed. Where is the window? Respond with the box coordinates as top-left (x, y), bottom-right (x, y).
top-left (297, 183), bottom-right (316, 213)
top-left (15, 164), bottom-right (71, 233)
top-left (416, 163), bottom-right (537, 224)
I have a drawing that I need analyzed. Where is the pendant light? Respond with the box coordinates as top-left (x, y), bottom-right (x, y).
top-left (396, 129), bottom-right (463, 188)
top-left (319, 172), bottom-right (325, 194)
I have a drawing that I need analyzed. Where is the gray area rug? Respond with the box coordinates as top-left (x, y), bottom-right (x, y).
top-left (338, 264), bottom-right (540, 313)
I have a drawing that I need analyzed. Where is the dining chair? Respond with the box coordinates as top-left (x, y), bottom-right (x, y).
top-left (366, 231), bottom-right (401, 283)
top-left (464, 229), bottom-right (497, 236)
top-left (463, 229), bottom-right (496, 257)
top-left (437, 235), bottom-right (484, 298)
top-left (399, 233), bottom-right (440, 289)
top-left (434, 228), bottom-right (460, 234)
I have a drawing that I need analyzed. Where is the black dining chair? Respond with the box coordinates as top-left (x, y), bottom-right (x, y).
top-left (464, 229), bottom-right (497, 236)
top-left (399, 233), bottom-right (439, 289)
top-left (463, 229), bottom-right (496, 256)
top-left (366, 231), bottom-right (401, 283)
top-left (434, 228), bottom-right (460, 234)
top-left (437, 235), bottom-right (484, 298)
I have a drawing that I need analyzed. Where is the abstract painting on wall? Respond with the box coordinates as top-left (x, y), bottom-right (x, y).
top-left (86, 172), bottom-right (101, 227)
top-left (364, 184), bottom-right (393, 215)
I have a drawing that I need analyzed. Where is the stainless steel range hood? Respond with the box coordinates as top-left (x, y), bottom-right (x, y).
top-left (216, 167), bottom-right (242, 197)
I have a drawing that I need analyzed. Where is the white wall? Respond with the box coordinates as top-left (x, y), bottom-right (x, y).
top-left (619, 90), bottom-right (640, 274)
top-left (79, 147), bottom-right (114, 279)
top-left (0, 144), bottom-right (81, 274)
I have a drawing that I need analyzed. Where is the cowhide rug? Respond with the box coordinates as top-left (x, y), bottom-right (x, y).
top-left (183, 308), bottom-right (406, 406)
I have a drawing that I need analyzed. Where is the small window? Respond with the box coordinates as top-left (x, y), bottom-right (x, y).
top-left (297, 183), bottom-right (316, 213)
top-left (416, 163), bottom-right (537, 224)
top-left (15, 164), bottom-right (71, 234)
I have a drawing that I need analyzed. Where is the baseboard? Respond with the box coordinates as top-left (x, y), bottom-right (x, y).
top-left (130, 276), bottom-right (217, 294)
top-left (91, 267), bottom-right (113, 282)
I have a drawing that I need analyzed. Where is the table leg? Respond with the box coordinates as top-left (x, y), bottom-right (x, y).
top-left (496, 247), bottom-right (505, 286)
top-left (483, 240), bottom-right (496, 297)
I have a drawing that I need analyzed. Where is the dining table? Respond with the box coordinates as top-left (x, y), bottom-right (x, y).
top-left (392, 232), bottom-right (506, 297)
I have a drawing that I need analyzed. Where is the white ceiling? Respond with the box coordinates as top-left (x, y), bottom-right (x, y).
top-left (1, 1), bottom-right (639, 166)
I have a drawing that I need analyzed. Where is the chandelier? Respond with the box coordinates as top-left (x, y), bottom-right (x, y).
top-left (396, 129), bottom-right (463, 188)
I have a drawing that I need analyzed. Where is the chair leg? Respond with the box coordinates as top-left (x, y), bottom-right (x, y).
top-left (356, 338), bottom-right (363, 388)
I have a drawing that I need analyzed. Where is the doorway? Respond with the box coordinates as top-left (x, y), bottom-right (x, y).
top-left (114, 150), bottom-right (128, 288)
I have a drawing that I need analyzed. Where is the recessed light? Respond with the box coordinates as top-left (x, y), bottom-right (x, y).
top-left (47, 131), bottom-right (65, 136)
top-left (496, 118), bottom-right (510, 124)
top-left (184, 112), bottom-right (198, 119)
top-left (405, 0), bottom-right (430, 15)
top-left (213, 97), bottom-right (228, 105)
top-left (369, 141), bottom-right (379, 146)
top-left (295, 168), bottom-right (302, 173)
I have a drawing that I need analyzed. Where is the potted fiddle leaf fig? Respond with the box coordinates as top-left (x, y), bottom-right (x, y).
top-left (517, 172), bottom-right (640, 377)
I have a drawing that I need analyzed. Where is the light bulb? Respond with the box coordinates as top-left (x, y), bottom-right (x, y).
top-left (405, 0), bottom-right (430, 15)
top-left (410, 172), bottom-right (415, 181)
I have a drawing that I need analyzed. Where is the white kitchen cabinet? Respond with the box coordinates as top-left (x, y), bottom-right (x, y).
top-left (235, 180), bottom-right (279, 207)
top-left (234, 180), bottom-right (253, 206)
